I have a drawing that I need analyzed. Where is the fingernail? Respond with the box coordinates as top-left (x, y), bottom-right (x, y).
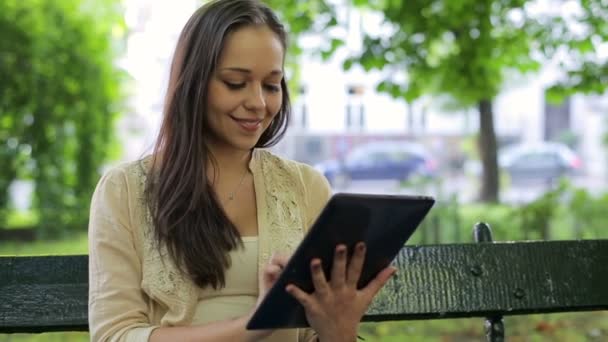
top-left (312, 259), bottom-right (321, 269)
top-left (358, 242), bottom-right (366, 251)
top-left (336, 245), bottom-right (346, 255)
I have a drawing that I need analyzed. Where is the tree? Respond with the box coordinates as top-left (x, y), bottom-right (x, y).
top-left (334, 0), bottom-right (608, 202)
top-left (337, 0), bottom-right (555, 202)
top-left (544, 0), bottom-right (608, 100)
top-left (263, 0), bottom-right (339, 94)
top-left (0, 0), bottom-right (125, 236)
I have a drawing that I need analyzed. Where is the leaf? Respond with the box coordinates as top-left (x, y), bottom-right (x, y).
top-left (376, 81), bottom-right (389, 93)
top-left (343, 58), bottom-right (355, 71)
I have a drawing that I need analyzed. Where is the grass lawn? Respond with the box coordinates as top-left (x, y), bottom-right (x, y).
top-left (0, 333), bottom-right (88, 342)
top-left (360, 311), bottom-right (608, 341)
top-left (0, 232), bottom-right (88, 256)
top-left (2, 311), bottom-right (607, 342)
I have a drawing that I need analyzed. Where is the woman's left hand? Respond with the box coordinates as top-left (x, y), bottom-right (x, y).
top-left (257, 252), bottom-right (290, 306)
top-left (244, 252), bottom-right (291, 342)
top-left (286, 242), bottom-right (397, 342)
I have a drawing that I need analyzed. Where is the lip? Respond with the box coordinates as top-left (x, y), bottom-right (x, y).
top-left (230, 115), bottom-right (263, 132)
top-left (230, 116), bottom-right (264, 122)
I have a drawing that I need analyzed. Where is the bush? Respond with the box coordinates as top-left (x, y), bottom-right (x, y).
top-left (407, 179), bottom-right (607, 245)
top-left (0, 0), bottom-right (125, 237)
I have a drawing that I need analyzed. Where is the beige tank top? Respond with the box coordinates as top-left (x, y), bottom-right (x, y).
top-left (193, 237), bottom-right (301, 341)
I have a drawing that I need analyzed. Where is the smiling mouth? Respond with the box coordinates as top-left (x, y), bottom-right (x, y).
top-left (230, 115), bottom-right (263, 132)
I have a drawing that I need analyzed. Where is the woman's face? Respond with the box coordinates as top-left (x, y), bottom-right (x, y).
top-left (207, 24), bottom-right (284, 153)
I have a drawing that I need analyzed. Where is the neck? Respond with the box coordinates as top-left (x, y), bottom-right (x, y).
top-left (207, 144), bottom-right (253, 183)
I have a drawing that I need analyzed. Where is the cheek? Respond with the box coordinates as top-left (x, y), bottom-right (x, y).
top-left (208, 83), bottom-right (240, 115)
top-left (267, 95), bottom-right (283, 118)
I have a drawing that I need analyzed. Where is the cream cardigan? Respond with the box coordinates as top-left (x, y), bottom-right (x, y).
top-left (88, 149), bottom-right (332, 341)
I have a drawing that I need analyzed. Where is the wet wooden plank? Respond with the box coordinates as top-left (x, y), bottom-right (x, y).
top-left (0, 255), bottom-right (88, 333)
top-left (366, 240), bottom-right (608, 322)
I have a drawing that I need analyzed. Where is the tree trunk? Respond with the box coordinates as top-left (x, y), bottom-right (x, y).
top-left (478, 99), bottom-right (499, 203)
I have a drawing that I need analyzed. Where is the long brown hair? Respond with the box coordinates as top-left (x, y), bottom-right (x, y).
top-left (145, 0), bottom-right (291, 289)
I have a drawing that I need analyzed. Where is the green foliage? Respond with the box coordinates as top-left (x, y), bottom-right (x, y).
top-left (545, 0), bottom-right (608, 101)
top-left (558, 182), bottom-right (608, 239)
top-left (0, 0), bottom-right (125, 236)
top-left (515, 182), bottom-right (566, 240)
top-left (263, 0), bottom-right (338, 97)
top-left (325, 0), bottom-right (607, 202)
top-left (404, 178), bottom-right (608, 245)
top-left (344, 0), bottom-right (543, 106)
top-left (337, 0), bottom-right (550, 203)
top-left (504, 179), bottom-right (608, 241)
top-left (5, 210), bottom-right (39, 229)
top-left (0, 232), bottom-right (87, 256)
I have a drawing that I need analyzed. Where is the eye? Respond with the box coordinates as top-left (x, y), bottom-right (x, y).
top-left (223, 81), bottom-right (245, 90)
top-left (264, 84), bottom-right (281, 93)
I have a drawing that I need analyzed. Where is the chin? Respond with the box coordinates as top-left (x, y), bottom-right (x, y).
top-left (231, 137), bottom-right (262, 151)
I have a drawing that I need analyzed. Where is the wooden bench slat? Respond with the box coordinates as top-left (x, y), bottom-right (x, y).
top-left (0, 256), bottom-right (88, 333)
top-left (1, 240), bottom-right (607, 333)
top-left (0, 255), bottom-right (87, 284)
top-left (366, 240), bottom-right (608, 321)
top-left (0, 284), bottom-right (88, 333)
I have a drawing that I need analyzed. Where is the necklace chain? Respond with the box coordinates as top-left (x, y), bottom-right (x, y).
top-left (227, 169), bottom-right (248, 201)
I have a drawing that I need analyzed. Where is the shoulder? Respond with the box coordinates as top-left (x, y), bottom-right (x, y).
top-left (92, 156), bottom-right (151, 201)
top-left (104, 155), bottom-right (151, 181)
top-left (256, 149), bottom-right (329, 190)
top-left (256, 149), bottom-right (332, 223)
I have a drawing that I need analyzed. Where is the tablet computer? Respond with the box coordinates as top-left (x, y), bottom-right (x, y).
top-left (246, 192), bottom-right (434, 330)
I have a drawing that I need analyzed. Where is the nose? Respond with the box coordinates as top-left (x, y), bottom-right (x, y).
top-left (243, 83), bottom-right (266, 112)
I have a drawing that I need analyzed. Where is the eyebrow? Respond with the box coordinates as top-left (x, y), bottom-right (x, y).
top-left (221, 67), bottom-right (283, 76)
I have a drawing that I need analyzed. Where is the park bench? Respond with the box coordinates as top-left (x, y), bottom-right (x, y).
top-left (1, 223), bottom-right (607, 341)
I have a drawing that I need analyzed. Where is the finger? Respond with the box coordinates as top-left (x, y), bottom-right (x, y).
top-left (269, 252), bottom-right (290, 268)
top-left (331, 244), bottom-right (347, 287)
top-left (362, 266), bottom-right (397, 299)
top-left (310, 258), bottom-right (330, 296)
top-left (346, 242), bottom-right (366, 287)
top-left (260, 265), bottom-right (282, 296)
top-left (286, 284), bottom-right (315, 310)
top-left (263, 264), bottom-right (282, 281)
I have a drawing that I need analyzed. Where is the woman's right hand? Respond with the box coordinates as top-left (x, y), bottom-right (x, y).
top-left (286, 243), bottom-right (397, 342)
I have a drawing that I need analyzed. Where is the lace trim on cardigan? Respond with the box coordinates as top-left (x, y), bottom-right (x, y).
top-left (258, 151), bottom-right (306, 262)
top-left (134, 158), bottom-right (197, 325)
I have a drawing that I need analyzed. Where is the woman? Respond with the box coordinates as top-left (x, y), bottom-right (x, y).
top-left (88, 0), bottom-right (397, 341)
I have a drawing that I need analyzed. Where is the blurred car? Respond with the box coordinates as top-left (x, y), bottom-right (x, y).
top-left (500, 142), bottom-right (582, 184)
top-left (315, 141), bottom-right (438, 188)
